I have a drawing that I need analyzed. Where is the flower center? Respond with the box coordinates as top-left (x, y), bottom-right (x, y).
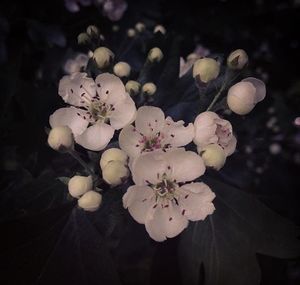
top-left (152, 177), bottom-right (178, 201)
top-left (89, 101), bottom-right (114, 123)
top-left (138, 132), bottom-right (171, 152)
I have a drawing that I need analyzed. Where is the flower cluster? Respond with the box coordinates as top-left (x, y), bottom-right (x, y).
top-left (48, 24), bottom-right (267, 241)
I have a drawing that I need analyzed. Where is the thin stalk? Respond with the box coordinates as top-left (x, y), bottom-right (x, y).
top-left (67, 149), bottom-right (94, 177)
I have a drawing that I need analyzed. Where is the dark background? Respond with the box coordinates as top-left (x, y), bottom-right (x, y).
top-left (0, 0), bottom-right (300, 284)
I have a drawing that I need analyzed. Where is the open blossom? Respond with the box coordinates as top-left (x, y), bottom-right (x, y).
top-left (49, 72), bottom-right (136, 151)
top-left (193, 111), bottom-right (237, 157)
top-left (64, 53), bottom-right (89, 74)
top-left (123, 148), bottom-right (215, 241)
top-left (119, 106), bottom-right (194, 159)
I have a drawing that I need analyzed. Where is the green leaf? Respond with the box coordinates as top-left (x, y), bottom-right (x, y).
top-left (179, 176), bottom-right (300, 285)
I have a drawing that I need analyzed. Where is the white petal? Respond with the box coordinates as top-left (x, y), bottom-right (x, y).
top-left (49, 107), bottom-right (89, 136)
top-left (75, 122), bottom-right (114, 151)
top-left (223, 135), bottom-right (237, 156)
top-left (95, 73), bottom-right (126, 105)
top-left (132, 151), bottom-right (168, 186)
top-left (178, 182), bottom-right (215, 221)
top-left (123, 185), bottom-right (155, 224)
top-left (162, 117), bottom-right (194, 147)
top-left (109, 93), bottom-right (137, 129)
top-left (58, 73), bottom-right (96, 107)
top-left (145, 202), bottom-right (188, 242)
top-left (193, 111), bottom-right (219, 147)
top-left (119, 125), bottom-right (144, 158)
top-left (164, 149), bottom-right (206, 183)
top-left (242, 77), bottom-right (266, 103)
top-left (135, 106), bottom-right (165, 137)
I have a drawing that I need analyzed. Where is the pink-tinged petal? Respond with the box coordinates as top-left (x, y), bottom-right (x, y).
top-left (110, 93), bottom-right (137, 129)
top-left (75, 122), bottom-right (114, 151)
top-left (145, 202), bottom-right (188, 242)
top-left (242, 77), bottom-right (266, 103)
top-left (162, 117), bottom-right (194, 147)
top-left (58, 73), bottom-right (96, 107)
top-left (119, 125), bottom-right (144, 158)
top-left (178, 182), bottom-right (216, 221)
top-left (135, 106), bottom-right (165, 137)
top-left (132, 151), bottom-right (168, 186)
top-left (49, 107), bottom-right (89, 136)
top-left (164, 149), bottom-right (206, 183)
top-left (123, 185), bottom-right (155, 224)
top-left (95, 73), bottom-right (126, 105)
top-left (223, 135), bottom-right (237, 156)
top-left (193, 111), bottom-right (219, 147)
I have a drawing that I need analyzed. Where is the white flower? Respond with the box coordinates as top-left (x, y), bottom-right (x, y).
top-left (49, 72), bottom-right (136, 151)
top-left (119, 106), bottom-right (194, 159)
top-left (64, 53), bottom-right (89, 74)
top-left (148, 47), bottom-right (164, 63)
top-left (193, 111), bottom-right (237, 157)
top-left (123, 148), bottom-right (215, 241)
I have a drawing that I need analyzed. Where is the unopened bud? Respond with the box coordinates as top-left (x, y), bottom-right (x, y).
top-left (135, 22), bottom-right (145, 32)
top-left (48, 126), bottom-right (74, 151)
top-left (77, 33), bottom-right (90, 45)
top-left (193, 58), bottom-right (220, 83)
top-left (113, 61), bottom-right (131, 77)
top-left (100, 148), bottom-right (128, 170)
top-left (86, 25), bottom-right (99, 37)
top-left (227, 49), bottom-right (248, 69)
top-left (127, 28), bottom-right (136, 37)
top-left (154, 25), bottom-right (166, 35)
top-left (93, 47), bottom-right (114, 69)
top-left (199, 144), bottom-right (226, 170)
top-left (142, 82), bottom-right (156, 96)
top-left (148, 47), bottom-right (163, 63)
top-left (78, 191), bottom-right (102, 212)
top-left (68, 175), bottom-right (93, 198)
top-left (125, 80), bottom-right (141, 96)
top-left (227, 78), bottom-right (266, 115)
top-left (102, 161), bottom-right (130, 186)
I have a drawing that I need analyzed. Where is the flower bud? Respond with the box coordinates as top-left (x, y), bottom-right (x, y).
top-left (154, 25), bottom-right (166, 35)
top-left (77, 33), bottom-right (90, 45)
top-left (100, 148), bottom-right (128, 170)
top-left (227, 78), bottom-right (266, 115)
top-left (148, 47), bottom-right (163, 63)
top-left (227, 49), bottom-right (248, 69)
top-left (135, 22), bottom-right (145, 32)
top-left (78, 191), bottom-right (102, 212)
top-left (113, 61), bottom-right (131, 77)
top-left (86, 25), bottom-right (99, 37)
top-left (199, 144), bottom-right (226, 170)
top-left (68, 175), bottom-right (93, 198)
top-left (93, 47), bottom-right (114, 69)
top-left (48, 126), bottom-right (74, 151)
top-left (193, 58), bottom-right (220, 83)
top-left (102, 161), bottom-right (130, 186)
top-left (127, 28), bottom-right (136, 37)
top-left (125, 80), bottom-right (141, 96)
top-left (142, 82), bottom-right (156, 95)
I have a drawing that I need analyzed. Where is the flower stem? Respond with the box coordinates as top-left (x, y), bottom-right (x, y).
top-left (206, 83), bottom-right (227, 111)
top-left (67, 149), bottom-right (94, 177)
